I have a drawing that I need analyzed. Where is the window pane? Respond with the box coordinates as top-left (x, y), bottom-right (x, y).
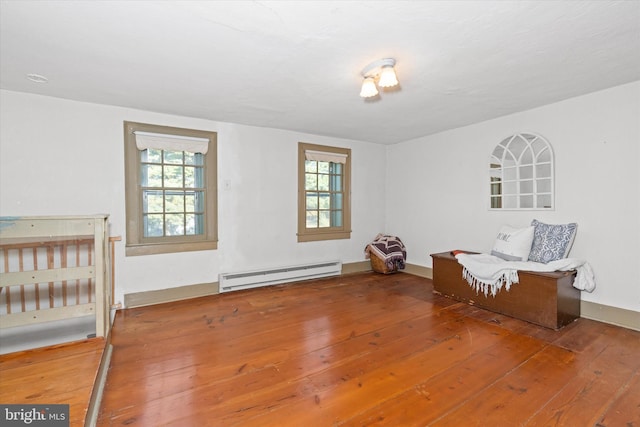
top-left (185, 214), bottom-right (196, 235)
top-left (503, 181), bottom-right (517, 195)
top-left (503, 195), bottom-right (518, 209)
top-left (520, 180), bottom-right (533, 194)
top-left (143, 164), bottom-right (163, 187)
top-left (318, 211), bottom-right (331, 227)
top-left (194, 213), bottom-right (204, 234)
top-left (306, 210), bottom-right (318, 228)
top-left (143, 190), bottom-right (164, 213)
top-left (520, 165), bottom-right (533, 179)
top-left (184, 152), bottom-right (195, 165)
top-left (306, 193), bottom-right (318, 209)
top-left (305, 173), bottom-right (317, 191)
top-left (332, 193), bottom-right (342, 209)
top-left (536, 178), bottom-right (552, 193)
top-left (509, 136), bottom-right (526, 157)
top-left (164, 150), bottom-right (183, 164)
top-left (165, 214), bottom-right (184, 236)
top-left (185, 192), bottom-right (195, 212)
top-left (194, 191), bottom-right (205, 212)
top-left (184, 167), bottom-right (195, 188)
top-left (332, 211), bottom-right (342, 227)
top-left (318, 162), bottom-right (330, 173)
top-left (537, 149), bottom-right (551, 163)
top-left (164, 166), bottom-right (183, 187)
top-left (503, 167), bottom-right (517, 181)
top-left (144, 214), bottom-right (163, 237)
top-left (194, 166), bottom-right (204, 187)
top-left (331, 163), bottom-right (342, 174)
top-left (318, 174), bottom-right (329, 191)
top-left (537, 194), bottom-right (552, 209)
top-left (146, 148), bottom-right (162, 163)
top-left (520, 195), bottom-right (533, 208)
top-left (165, 192), bottom-right (184, 213)
top-left (318, 193), bottom-right (330, 209)
top-left (536, 163), bottom-right (552, 178)
top-left (331, 175), bottom-right (342, 191)
top-left (490, 182), bottom-right (501, 195)
top-left (305, 160), bottom-right (317, 173)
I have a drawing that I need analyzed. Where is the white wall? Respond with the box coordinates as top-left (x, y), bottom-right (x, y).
top-left (0, 90), bottom-right (387, 306)
top-left (3, 82), bottom-right (638, 314)
top-left (386, 81), bottom-right (640, 312)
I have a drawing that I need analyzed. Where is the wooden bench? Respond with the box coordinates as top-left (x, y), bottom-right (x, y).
top-left (430, 251), bottom-right (580, 329)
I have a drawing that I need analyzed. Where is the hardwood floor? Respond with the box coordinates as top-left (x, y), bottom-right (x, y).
top-left (96, 272), bottom-right (640, 426)
top-left (0, 337), bottom-right (105, 427)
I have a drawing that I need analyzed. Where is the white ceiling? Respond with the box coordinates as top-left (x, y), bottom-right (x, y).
top-left (1, 1), bottom-right (639, 144)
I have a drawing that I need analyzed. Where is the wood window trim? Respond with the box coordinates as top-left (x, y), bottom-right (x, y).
top-left (124, 121), bottom-right (218, 256)
top-left (297, 142), bottom-right (351, 242)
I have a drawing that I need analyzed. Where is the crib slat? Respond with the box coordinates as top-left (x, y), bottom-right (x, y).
top-left (0, 266), bottom-right (95, 288)
top-left (87, 243), bottom-right (93, 303)
top-left (3, 248), bottom-right (11, 314)
top-left (75, 243), bottom-right (80, 305)
top-left (61, 242), bottom-right (68, 307)
top-left (47, 245), bottom-right (54, 308)
top-left (33, 247), bottom-right (40, 310)
top-left (19, 248), bottom-right (26, 312)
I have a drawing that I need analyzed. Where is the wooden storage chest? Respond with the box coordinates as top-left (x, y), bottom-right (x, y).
top-left (430, 251), bottom-right (580, 329)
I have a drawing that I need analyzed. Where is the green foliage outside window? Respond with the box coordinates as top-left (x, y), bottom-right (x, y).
top-left (141, 148), bottom-right (205, 238)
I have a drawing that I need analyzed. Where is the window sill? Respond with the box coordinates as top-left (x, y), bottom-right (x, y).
top-left (297, 230), bottom-right (351, 243)
top-left (126, 240), bottom-right (217, 256)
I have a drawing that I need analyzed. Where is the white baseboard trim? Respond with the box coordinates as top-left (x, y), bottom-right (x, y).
top-left (580, 301), bottom-right (639, 331)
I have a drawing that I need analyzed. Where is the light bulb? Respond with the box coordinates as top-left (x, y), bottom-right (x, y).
top-left (378, 65), bottom-right (398, 88)
top-left (359, 77), bottom-right (379, 98)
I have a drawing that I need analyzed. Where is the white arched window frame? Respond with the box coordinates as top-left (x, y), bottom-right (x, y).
top-left (489, 133), bottom-right (554, 210)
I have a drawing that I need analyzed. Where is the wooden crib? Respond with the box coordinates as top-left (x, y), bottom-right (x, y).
top-left (0, 215), bottom-right (112, 338)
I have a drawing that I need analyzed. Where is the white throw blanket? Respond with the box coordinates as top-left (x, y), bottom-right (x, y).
top-left (454, 253), bottom-right (596, 297)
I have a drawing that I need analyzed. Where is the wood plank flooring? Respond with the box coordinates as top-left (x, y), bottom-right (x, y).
top-left (96, 272), bottom-right (640, 426)
top-left (0, 337), bottom-right (105, 426)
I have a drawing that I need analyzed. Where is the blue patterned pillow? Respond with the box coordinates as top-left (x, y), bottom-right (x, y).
top-left (528, 219), bottom-right (577, 263)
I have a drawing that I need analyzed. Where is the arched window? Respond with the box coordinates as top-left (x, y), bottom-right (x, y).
top-left (489, 133), bottom-right (554, 210)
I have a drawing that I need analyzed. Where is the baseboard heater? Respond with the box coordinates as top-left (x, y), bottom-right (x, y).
top-left (219, 261), bottom-right (342, 293)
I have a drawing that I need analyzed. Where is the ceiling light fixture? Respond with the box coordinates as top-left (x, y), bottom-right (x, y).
top-left (359, 58), bottom-right (398, 98)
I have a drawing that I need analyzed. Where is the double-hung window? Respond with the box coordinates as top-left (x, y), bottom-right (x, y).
top-left (124, 121), bottom-right (218, 256)
top-left (298, 142), bottom-right (351, 242)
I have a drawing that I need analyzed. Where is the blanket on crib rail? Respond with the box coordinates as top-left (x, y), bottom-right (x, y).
top-left (454, 252), bottom-right (596, 297)
top-left (365, 234), bottom-right (407, 270)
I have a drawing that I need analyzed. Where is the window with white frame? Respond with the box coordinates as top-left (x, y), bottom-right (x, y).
top-left (124, 121), bottom-right (218, 256)
top-left (489, 132), bottom-right (554, 210)
top-left (298, 142), bottom-right (351, 242)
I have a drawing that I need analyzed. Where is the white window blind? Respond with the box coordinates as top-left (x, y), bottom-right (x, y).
top-left (134, 131), bottom-right (209, 154)
top-left (305, 149), bottom-right (347, 164)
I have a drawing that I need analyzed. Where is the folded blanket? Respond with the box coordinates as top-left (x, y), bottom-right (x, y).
top-left (454, 252), bottom-right (596, 296)
top-left (365, 234), bottom-right (406, 270)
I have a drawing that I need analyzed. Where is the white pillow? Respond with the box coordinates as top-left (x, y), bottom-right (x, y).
top-left (491, 225), bottom-right (535, 261)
